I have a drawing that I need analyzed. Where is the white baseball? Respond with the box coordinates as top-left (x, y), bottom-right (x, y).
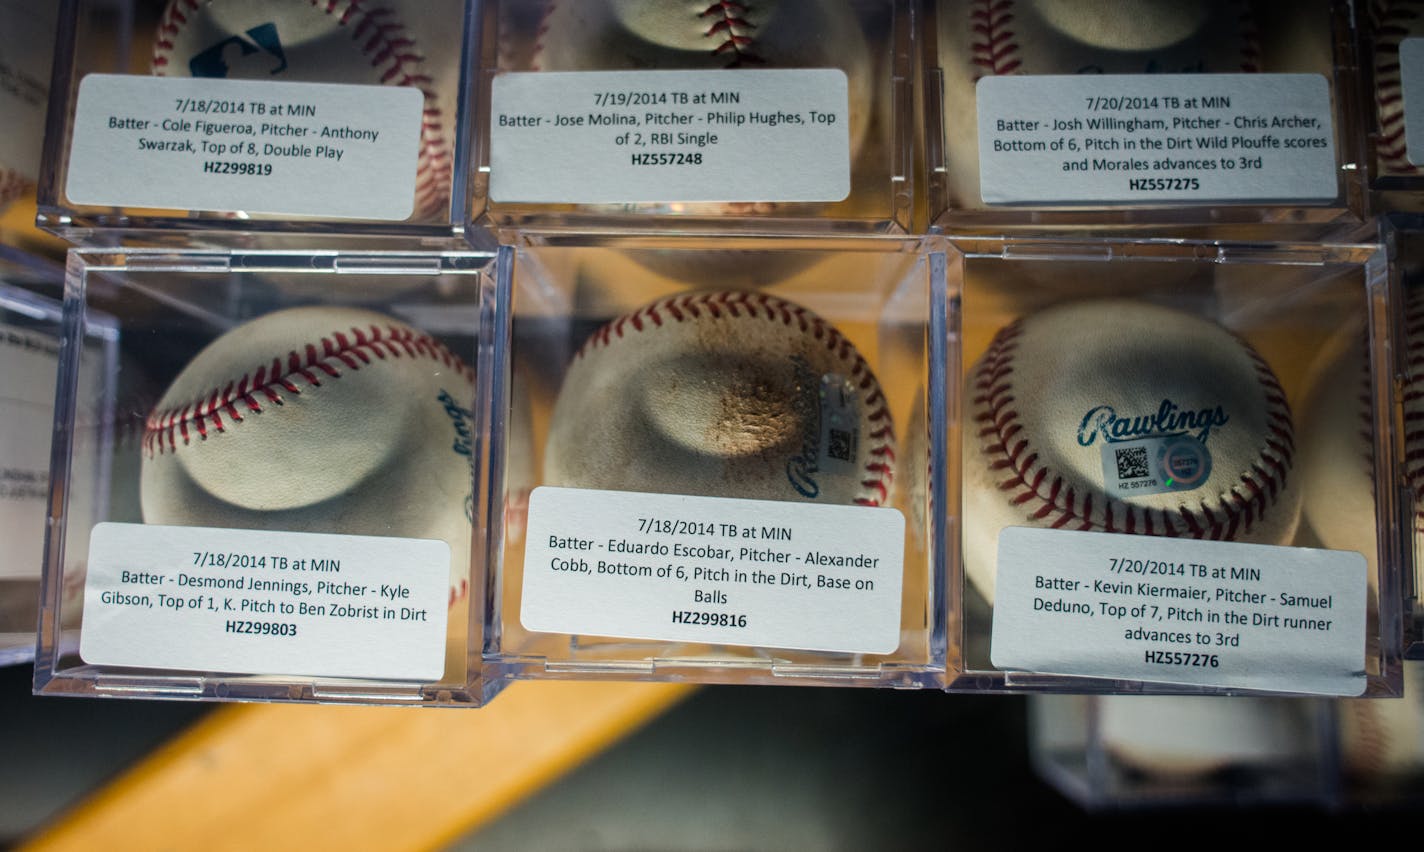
top-left (1371, 1), bottom-right (1424, 176)
top-left (151, 0), bottom-right (451, 218)
top-left (545, 291), bottom-right (895, 506)
top-left (1098, 694), bottom-right (1313, 777)
top-left (140, 306), bottom-right (475, 607)
top-left (940, 0), bottom-right (1259, 207)
top-left (1339, 660), bottom-right (1424, 778)
top-left (963, 300), bottom-right (1300, 604)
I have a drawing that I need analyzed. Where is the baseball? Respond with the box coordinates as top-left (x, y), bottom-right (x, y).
top-left (1371, 0), bottom-right (1424, 176)
top-left (1098, 694), bottom-right (1313, 777)
top-left (140, 306), bottom-right (475, 608)
top-left (151, 0), bottom-right (451, 217)
top-left (544, 290), bottom-right (895, 506)
top-left (963, 300), bottom-right (1300, 604)
top-left (1339, 661), bottom-right (1424, 778)
top-left (940, 0), bottom-right (1259, 206)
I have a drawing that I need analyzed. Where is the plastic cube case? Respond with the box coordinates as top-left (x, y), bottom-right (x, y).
top-left (471, 0), bottom-right (915, 240)
top-left (34, 248), bottom-right (495, 705)
top-left (924, 0), bottom-right (1366, 238)
top-left (475, 238), bottom-right (945, 692)
top-left (945, 236), bottom-right (1402, 698)
top-left (38, 0), bottom-right (476, 247)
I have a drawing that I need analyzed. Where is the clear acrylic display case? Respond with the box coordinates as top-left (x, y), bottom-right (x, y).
top-left (946, 236), bottom-right (1402, 697)
top-left (37, 0), bottom-right (476, 247)
top-left (1360, 1), bottom-right (1424, 212)
top-left (0, 247), bottom-right (115, 666)
top-left (1392, 219), bottom-right (1424, 659)
top-left (924, 0), bottom-right (1367, 237)
top-left (1328, 659), bottom-right (1424, 805)
top-left (470, 0), bottom-right (915, 241)
top-left (34, 248), bottom-right (495, 705)
top-left (476, 238), bottom-right (945, 692)
top-left (1029, 693), bottom-right (1333, 807)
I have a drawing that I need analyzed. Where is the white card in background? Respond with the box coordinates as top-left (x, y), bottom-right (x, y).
top-left (976, 74), bottom-right (1337, 205)
top-left (521, 487), bottom-right (904, 654)
top-left (489, 69), bottom-right (851, 203)
top-left (1400, 38), bottom-right (1424, 167)
top-left (0, 0), bottom-right (58, 181)
top-left (80, 523), bottom-right (450, 681)
top-left (65, 75), bottom-right (423, 220)
top-left (0, 324), bottom-right (59, 579)
top-left (991, 528), bottom-right (1367, 696)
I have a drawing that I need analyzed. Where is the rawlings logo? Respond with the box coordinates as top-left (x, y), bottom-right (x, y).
top-left (785, 356), bottom-right (822, 499)
top-left (437, 389), bottom-right (474, 458)
top-left (1077, 399), bottom-right (1229, 447)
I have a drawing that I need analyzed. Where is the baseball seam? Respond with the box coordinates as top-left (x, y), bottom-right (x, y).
top-left (143, 322), bottom-right (473, 457)
top-left (1374, 1), bottom-right (1424, 174)
top-left (971, 317), bottom-right (1293, 539)
top-left (970, 0), bottom-right (1020, 77)
top-left (534, 1), bottom-right (764, 69)
top-left (1402, 292), bottom-right (1424, 533)
top-left (151, 0), bottom-right (450, 217)
top-left (971, 0), bottom-right (1260, 78)
top-left (575, 291), bottom-right (895, 507)
top-left (1344, 696), bottom-right (1391, 776)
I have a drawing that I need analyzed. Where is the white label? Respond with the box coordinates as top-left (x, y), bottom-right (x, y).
top-left (80, 523), bottom-right (449, 680)
top-left (991, 528), bottom-right (1367, 696)
top-left (976, 74), bottom-right (1337, 205)
top-left (521, 487), bottom-right (904, 654)
top-left (65, 75), bottom-right (423, 219)
top-left (489, 70), bottom-right (850, 203)
top-left (0, 0), bottom-right (57, 180)
top-left (1400, 38), bottom-right (1424, 167)
top-left (0, 323), bottom-right (58, 579)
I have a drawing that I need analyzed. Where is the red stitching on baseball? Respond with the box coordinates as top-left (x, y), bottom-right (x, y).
top-left (1373, 1), bottom-right (1424, 174)
top-left (700, 2), bottom-right (764, 66)
top-left (970, 0), bottom-right (1020, 78)
top-left (971, 1), bottom-right (1259, 79)
top-left (143, 323), bottom-right (472, 457)
top-left (971, 315), bottom-right (1293, 540)
top-left (1345, 696), bottom-right (1391, 776)
top-left (576, 291), bottom-right (894, 506)
top-left (151, 0), bottom-right (450, 216)
top-left (534, 2), bottom-right (763, 69)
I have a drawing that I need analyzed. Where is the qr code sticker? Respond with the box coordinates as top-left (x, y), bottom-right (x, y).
top-left (828, 428), bottom-right (854, 462)
top-left (1114, 446), bottom-right (1150, 480)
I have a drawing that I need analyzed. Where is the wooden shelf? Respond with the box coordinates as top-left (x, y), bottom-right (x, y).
top-left (22, 681), bottom-right (691, 851)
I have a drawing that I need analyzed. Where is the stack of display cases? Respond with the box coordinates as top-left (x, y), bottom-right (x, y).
top-left (470, 0), bottom-right (916, 240)
top-left (475, 239), bottom-right (945, 693)
top-left (37, 0), bottom-right (477, 248)
top-left (942, 236), bottom-right (1403, 700)
top-left (1028, 693), bottom-right (1335, 807)
top-left (0, 247), bottom-right (115, 666)
top-left (33, 249), bottom-right (496, 705)
top-left (922, 0), bottom-right (1367, 239)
